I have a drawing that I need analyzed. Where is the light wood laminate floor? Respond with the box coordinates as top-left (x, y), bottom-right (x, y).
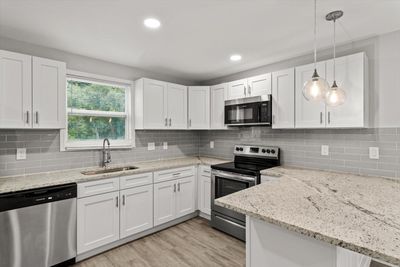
top-left (74, 217), bottom-right (245, 267)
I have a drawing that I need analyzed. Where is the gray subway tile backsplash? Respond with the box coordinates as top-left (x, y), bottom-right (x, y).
top-left (198, 127), bottom-right (400, 179)
top-left (0, 127), bottom-right (400, 179)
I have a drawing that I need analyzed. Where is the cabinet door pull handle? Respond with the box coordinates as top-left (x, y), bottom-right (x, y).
top-left (116, 196), bottom-right (119, 208)
top-left (189, 119), bottom-right (191, 127)
top-left (174, 183), bottom-right (176, 192)
top-left (178, 182), bottom-right (180, 192)
top-left (248, 85), bottom-right (251, 95)
top-left (165, 118), bottom-right (168, 126)
top-left (320, 112), bottom-right (323, 124)
top-left (272, 114), bottom-right (275, 125)
top-left (243, 86), bottom-right (246, 96)
top-left (35, 111), bottom-right (39, 124)
top-left (26, 111), bottom-right (30, 124)
top-left (169, 118), bottom-right (171, 127)
top-left (122, 195), bottom-right (125, 206)
top-left (328, 112), bottom-right (331, 124)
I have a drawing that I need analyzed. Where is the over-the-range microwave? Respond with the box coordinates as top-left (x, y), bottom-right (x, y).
top-left (224, 95), bottom-right (272, 126)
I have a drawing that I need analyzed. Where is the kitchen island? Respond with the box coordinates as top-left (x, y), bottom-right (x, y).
top-left (215, 166), bottom-right (400, 267)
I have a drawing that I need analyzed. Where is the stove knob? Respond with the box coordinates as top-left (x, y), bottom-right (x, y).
top-left (239, 147), bottom-right (244, 151)
top-left (236, 147), bottom-right (240, 151)
top-left (262, 149), bottom-right (266, 153)
top-left (271, 149), bottom-right (276, 154)
top-left (266, 149), bottom-right (271, 154)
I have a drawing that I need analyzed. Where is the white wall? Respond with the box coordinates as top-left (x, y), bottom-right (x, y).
top-left (0, 36), bottom-right (196, 85)
top-left (376, 30), bottom-right (400, 127)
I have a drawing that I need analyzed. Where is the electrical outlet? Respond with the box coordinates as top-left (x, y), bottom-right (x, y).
top-left (210, 141), bottom-right (214, 149)
top-left (163, 142), bottom-right (168, 150)
top-left (369, 147), bottom-right (379, 159)
top-left (321, 145), bottom-right (329, 156)
top-left (147, 142), bottom-right (155, 151)
top-left (16, 148), bottom-right (26, 160)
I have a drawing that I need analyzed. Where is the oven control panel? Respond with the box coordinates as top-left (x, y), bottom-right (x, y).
top-left (234, 145), bottom-right (279, 159)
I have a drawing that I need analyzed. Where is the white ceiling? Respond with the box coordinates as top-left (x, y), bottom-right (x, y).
top-left (1, 0), bottom-right (400, 82)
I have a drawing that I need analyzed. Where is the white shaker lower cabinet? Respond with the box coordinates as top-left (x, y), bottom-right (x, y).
top-left (153, 180), bottom-right (177, 226)
top-left (77, 191), bottom-right (120, 254)
top-left (120, 185), bottom-right (153, 238)
top-left (210, 83), bottom-right (227, 129)
top-left (325, 52), bottom-right (368, 128)
top-left (272, 68), bottom-right (295, 129)
top-left (175, 176), bottom-right (196, 217)
top-left (188, 86), bottom-right (210, 129)
top-left (198, 165), bottom-right (212, 216)
top-left (153, 166), bottom-right (196, 226)
top-left (295, 61), bottom-right (327, 128)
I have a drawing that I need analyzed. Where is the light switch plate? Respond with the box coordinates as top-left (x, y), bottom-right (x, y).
top-left (147, 142), bottom-right (155, 151)
top-left (163, 142), bottom-right (168, 150)
top-left (369, 147), bottom-right (379, 159)
top-left (16, 148), bottom-right (26, 160)
top-left (321, 145), bottom-right (329, 156)
top-left (210, 141), bottom-right (214, 149)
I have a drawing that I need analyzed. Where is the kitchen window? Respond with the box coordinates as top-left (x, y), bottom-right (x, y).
top-left (62, 71), bottom-right (134, 150)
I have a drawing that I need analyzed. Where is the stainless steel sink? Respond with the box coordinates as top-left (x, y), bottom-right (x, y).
top-left (81, 166), bottom-right (138, 175)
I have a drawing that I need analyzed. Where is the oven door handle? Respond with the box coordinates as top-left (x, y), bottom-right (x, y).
top-left (212, 170), bottom-right (256, 182)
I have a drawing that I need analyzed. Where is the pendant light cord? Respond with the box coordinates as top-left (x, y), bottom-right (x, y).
top-left (333, 18), bottom-right (336, 81)
top-left (313, 0), bottom-right (317, 69)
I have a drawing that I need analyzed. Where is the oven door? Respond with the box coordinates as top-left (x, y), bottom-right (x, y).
top-left (211, 169), bottom-right (256, 222)
top-left (224, 102), bottom-right (260, 125)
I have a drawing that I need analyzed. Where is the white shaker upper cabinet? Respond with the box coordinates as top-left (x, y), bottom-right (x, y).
top-left (210, 83), bottom-right (227, 129)
top-left (227, 79), bottom-right (247, 100)
top-left (32, 57), bottom-right (66, 129)
top-left (188, 86), bottom-right (210, 129)
top-left (247, 73), bottom-right (272, 97)
top-left (135, 78), bottom-right (167, 129)
top-left (325, 52), bottom-right (368, 128)
top-left (0, 50), bottom-right (32, 129)
top-left (295, 62), bottom-right (327, 128)
top-left (166, 82), bottom-right (187, 129)
top-left (272, 68), bottom-right (295, 129)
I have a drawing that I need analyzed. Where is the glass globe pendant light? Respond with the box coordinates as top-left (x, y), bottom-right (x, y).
top-left (325, 10), bottom-right (346, 107)
top-left (302, 0), bottom-right (329, 102)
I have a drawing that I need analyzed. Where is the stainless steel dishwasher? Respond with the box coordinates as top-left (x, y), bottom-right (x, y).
top-left (0, 183), bottom-right (77, 267)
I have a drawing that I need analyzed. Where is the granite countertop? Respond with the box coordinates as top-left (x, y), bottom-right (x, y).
top-left (0, 156), bottom-right (229, 194)
top-left (215, 166), bottom-right (400, 266)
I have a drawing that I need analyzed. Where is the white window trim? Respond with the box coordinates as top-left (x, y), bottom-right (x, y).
top-left (61, 70), bottom-right (135, 151)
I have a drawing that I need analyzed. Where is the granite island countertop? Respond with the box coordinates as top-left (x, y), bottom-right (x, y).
top-left (215, 166), bottom-right (400, 266)
top-left (0, 156), bottom-right (229, 194)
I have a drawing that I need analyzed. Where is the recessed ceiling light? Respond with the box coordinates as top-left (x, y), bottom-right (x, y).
top-left (144, 18), bottom-right (161, 29)
top-left (230, 54), bottom-right (242, 62)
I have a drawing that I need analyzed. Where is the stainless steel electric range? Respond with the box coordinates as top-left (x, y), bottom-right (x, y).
top-left (210, 144), bottom-right (280, 241)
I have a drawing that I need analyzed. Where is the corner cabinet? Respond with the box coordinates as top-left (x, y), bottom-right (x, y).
top-left (210, 83), bottom-right (227, 129)
top-left (295, 52), bottom-right (368, 129)
top-left (135, 78), bottom-right (187, 129)
top-left (188, 86), bottom-right (210, 129)
top-left (272, 68), bottom-right (295, 129)
top-left (0, 50), bottom-right (66, 129)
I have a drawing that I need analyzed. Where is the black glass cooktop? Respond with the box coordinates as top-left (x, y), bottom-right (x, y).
top-left (211, 162), bottom-right (277, 176)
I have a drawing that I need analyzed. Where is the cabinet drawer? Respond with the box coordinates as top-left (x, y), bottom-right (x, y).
top-left (154, 166), bottom-right (195, 183)
top-left (120, 172), bottom-right (153, 190)
top-left (78, 177), bottom-right (120, 198)
top-left (199, 165), bottom-right (211, 177)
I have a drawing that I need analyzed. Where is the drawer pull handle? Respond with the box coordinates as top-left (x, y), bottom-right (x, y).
top-left (173, 173), bottom-right (181, 176)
